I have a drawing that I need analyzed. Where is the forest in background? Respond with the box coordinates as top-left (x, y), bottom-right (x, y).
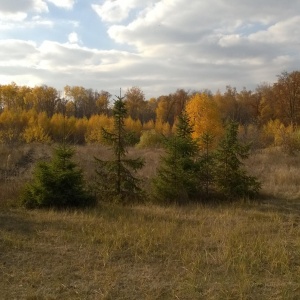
top-left (0, 70), bottom-right (300, 154)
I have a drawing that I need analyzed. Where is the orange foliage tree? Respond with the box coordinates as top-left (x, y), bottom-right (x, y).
top-left (185, 93), bottom-right (223, 148)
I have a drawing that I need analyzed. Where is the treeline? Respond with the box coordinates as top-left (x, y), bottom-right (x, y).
top-left (1, 71), bottom-right (300, 152)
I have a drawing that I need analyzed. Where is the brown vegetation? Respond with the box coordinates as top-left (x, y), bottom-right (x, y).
top-left (1, 144), bottom-right (300, 299)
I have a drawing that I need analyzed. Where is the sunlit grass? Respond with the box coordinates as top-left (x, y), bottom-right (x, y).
top-left (1, 144), bottom-right (300, 298)
top-left (1, 202), bottom-right (300, 299)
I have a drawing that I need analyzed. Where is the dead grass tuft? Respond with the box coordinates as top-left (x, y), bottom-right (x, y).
top-left (246, 147), bottom-right (300, 200)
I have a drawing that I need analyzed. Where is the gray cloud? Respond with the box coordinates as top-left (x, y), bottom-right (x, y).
top-left (0, 0), bottom-right (48, 13)
top-left (1, 0), bottom-right (300, 98)
top-left (0, 40), bottom-right (39, 65)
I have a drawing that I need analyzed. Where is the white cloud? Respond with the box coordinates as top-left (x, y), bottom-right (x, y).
top-left (0, 12), bottom-right (27, 22)
top-left (0, 0), bottom-right (48, 21)
top-left (92, 0), bottom-right (154, 23)
top-left (0, 72), bottom-right (45, 88)
top-left (0, 40), bottom-right (39, 68)
top-left (249, 16), bottom-right (300, 44)
top-left (30, 15), bottom-right (54, 27)
top-left (104, 0), bottom-right (300, 86)
top-left (0, 38), bottom-right (142, 92)
top-left (92, 0), bottom-right (135, 23)
top-left (0, 0), bottom-right (48, 13)
top-left (0, 16), bottom-right (53, 32)
top-left (218, 34), bottom-right (242, 48)
top-left (46, 0), bottom-right (75, 9)
top-left (106, 0), bottom-right (300, 48)
top-left (1, 0), bottom-right (300, 97)
top-left (68, 32), bottom-right (79, 44)
top-left (36, 40), bottom-right (139, 71)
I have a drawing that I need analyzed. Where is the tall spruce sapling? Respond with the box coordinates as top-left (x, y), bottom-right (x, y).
top-left (94, 95), bottom-right (144, 203)
top-left (214, 121), bottom-right (261, 199)
top-left (21, 144), bottom-right (95, 209)
top-left (152, 111), bottom-right (201, 203)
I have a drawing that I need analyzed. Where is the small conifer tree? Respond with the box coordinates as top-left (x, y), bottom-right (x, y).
top-left (214, 122), bottom-right (261, 199)
top-left (152, 111), bottom-right (201, 203)
top-left (21, 145), bottom-right (95, 209)
top-left (95, 95), bottom-right (144, 203)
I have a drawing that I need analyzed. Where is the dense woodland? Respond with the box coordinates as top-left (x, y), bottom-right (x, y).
top-left (0, 70), bottom-right (300, 153)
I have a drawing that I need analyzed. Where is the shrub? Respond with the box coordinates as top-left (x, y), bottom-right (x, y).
top-left (136, 129), bottom-right (164, 148)
top-left (21, 145), bottom-right (95, 209)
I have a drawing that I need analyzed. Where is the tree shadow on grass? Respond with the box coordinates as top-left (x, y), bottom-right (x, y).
top-left (0, 210), bottom-right (34, 236)
top-left (252, 193), bottom-right (300, 216)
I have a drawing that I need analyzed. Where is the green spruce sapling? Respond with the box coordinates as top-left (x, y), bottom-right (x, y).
top-left (152, 111), bottom-right (201, 203)
top-left (94, 95), bottom-right (144, 203)
top-left (214, 122), bottom-right (261, 199)
top-left (21, 145), bottom-right (95, 209)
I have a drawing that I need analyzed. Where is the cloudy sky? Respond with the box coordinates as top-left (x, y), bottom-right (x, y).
top-left (0, 0), bottom-right (300, 98)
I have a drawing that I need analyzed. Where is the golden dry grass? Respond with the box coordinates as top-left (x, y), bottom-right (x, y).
top-left (1, 144), bottom-right (300, 299)
top-left (246, 147), bottom-right (300, 200)
top-left (1, 203), bottom-right (300, 299)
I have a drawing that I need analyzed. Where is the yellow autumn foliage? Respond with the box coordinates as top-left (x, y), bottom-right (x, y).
top-left (185, 93), bottom-right (223, 147)
top-left (49, 113), bottom-right (77, 142)
top-left (263, 119), bottom-right (293, 146)
top-left (155, 120), bottom-right (171, 136)
top-left (124, 117), bottom-right (143, 134)
top-left (0, 109), bottom-right (28, 143)
top-left (142, 120), bottom-right (155, 131)
top-left (85, 114), bottom-right (113, 143)
top-left (75, 118), bottom-right (88, 144)
top-left (23, 110), bottom-right (51, 143)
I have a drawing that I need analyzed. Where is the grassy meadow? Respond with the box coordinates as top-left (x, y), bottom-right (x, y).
top-left (1, 144), bottom-right (300, 299)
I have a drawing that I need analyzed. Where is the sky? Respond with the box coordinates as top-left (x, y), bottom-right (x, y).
top-left (0, 0), bottom-right (300, 99)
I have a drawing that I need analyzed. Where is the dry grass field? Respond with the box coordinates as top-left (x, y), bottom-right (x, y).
top-left (1, 144), bottom-right (300, 299)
